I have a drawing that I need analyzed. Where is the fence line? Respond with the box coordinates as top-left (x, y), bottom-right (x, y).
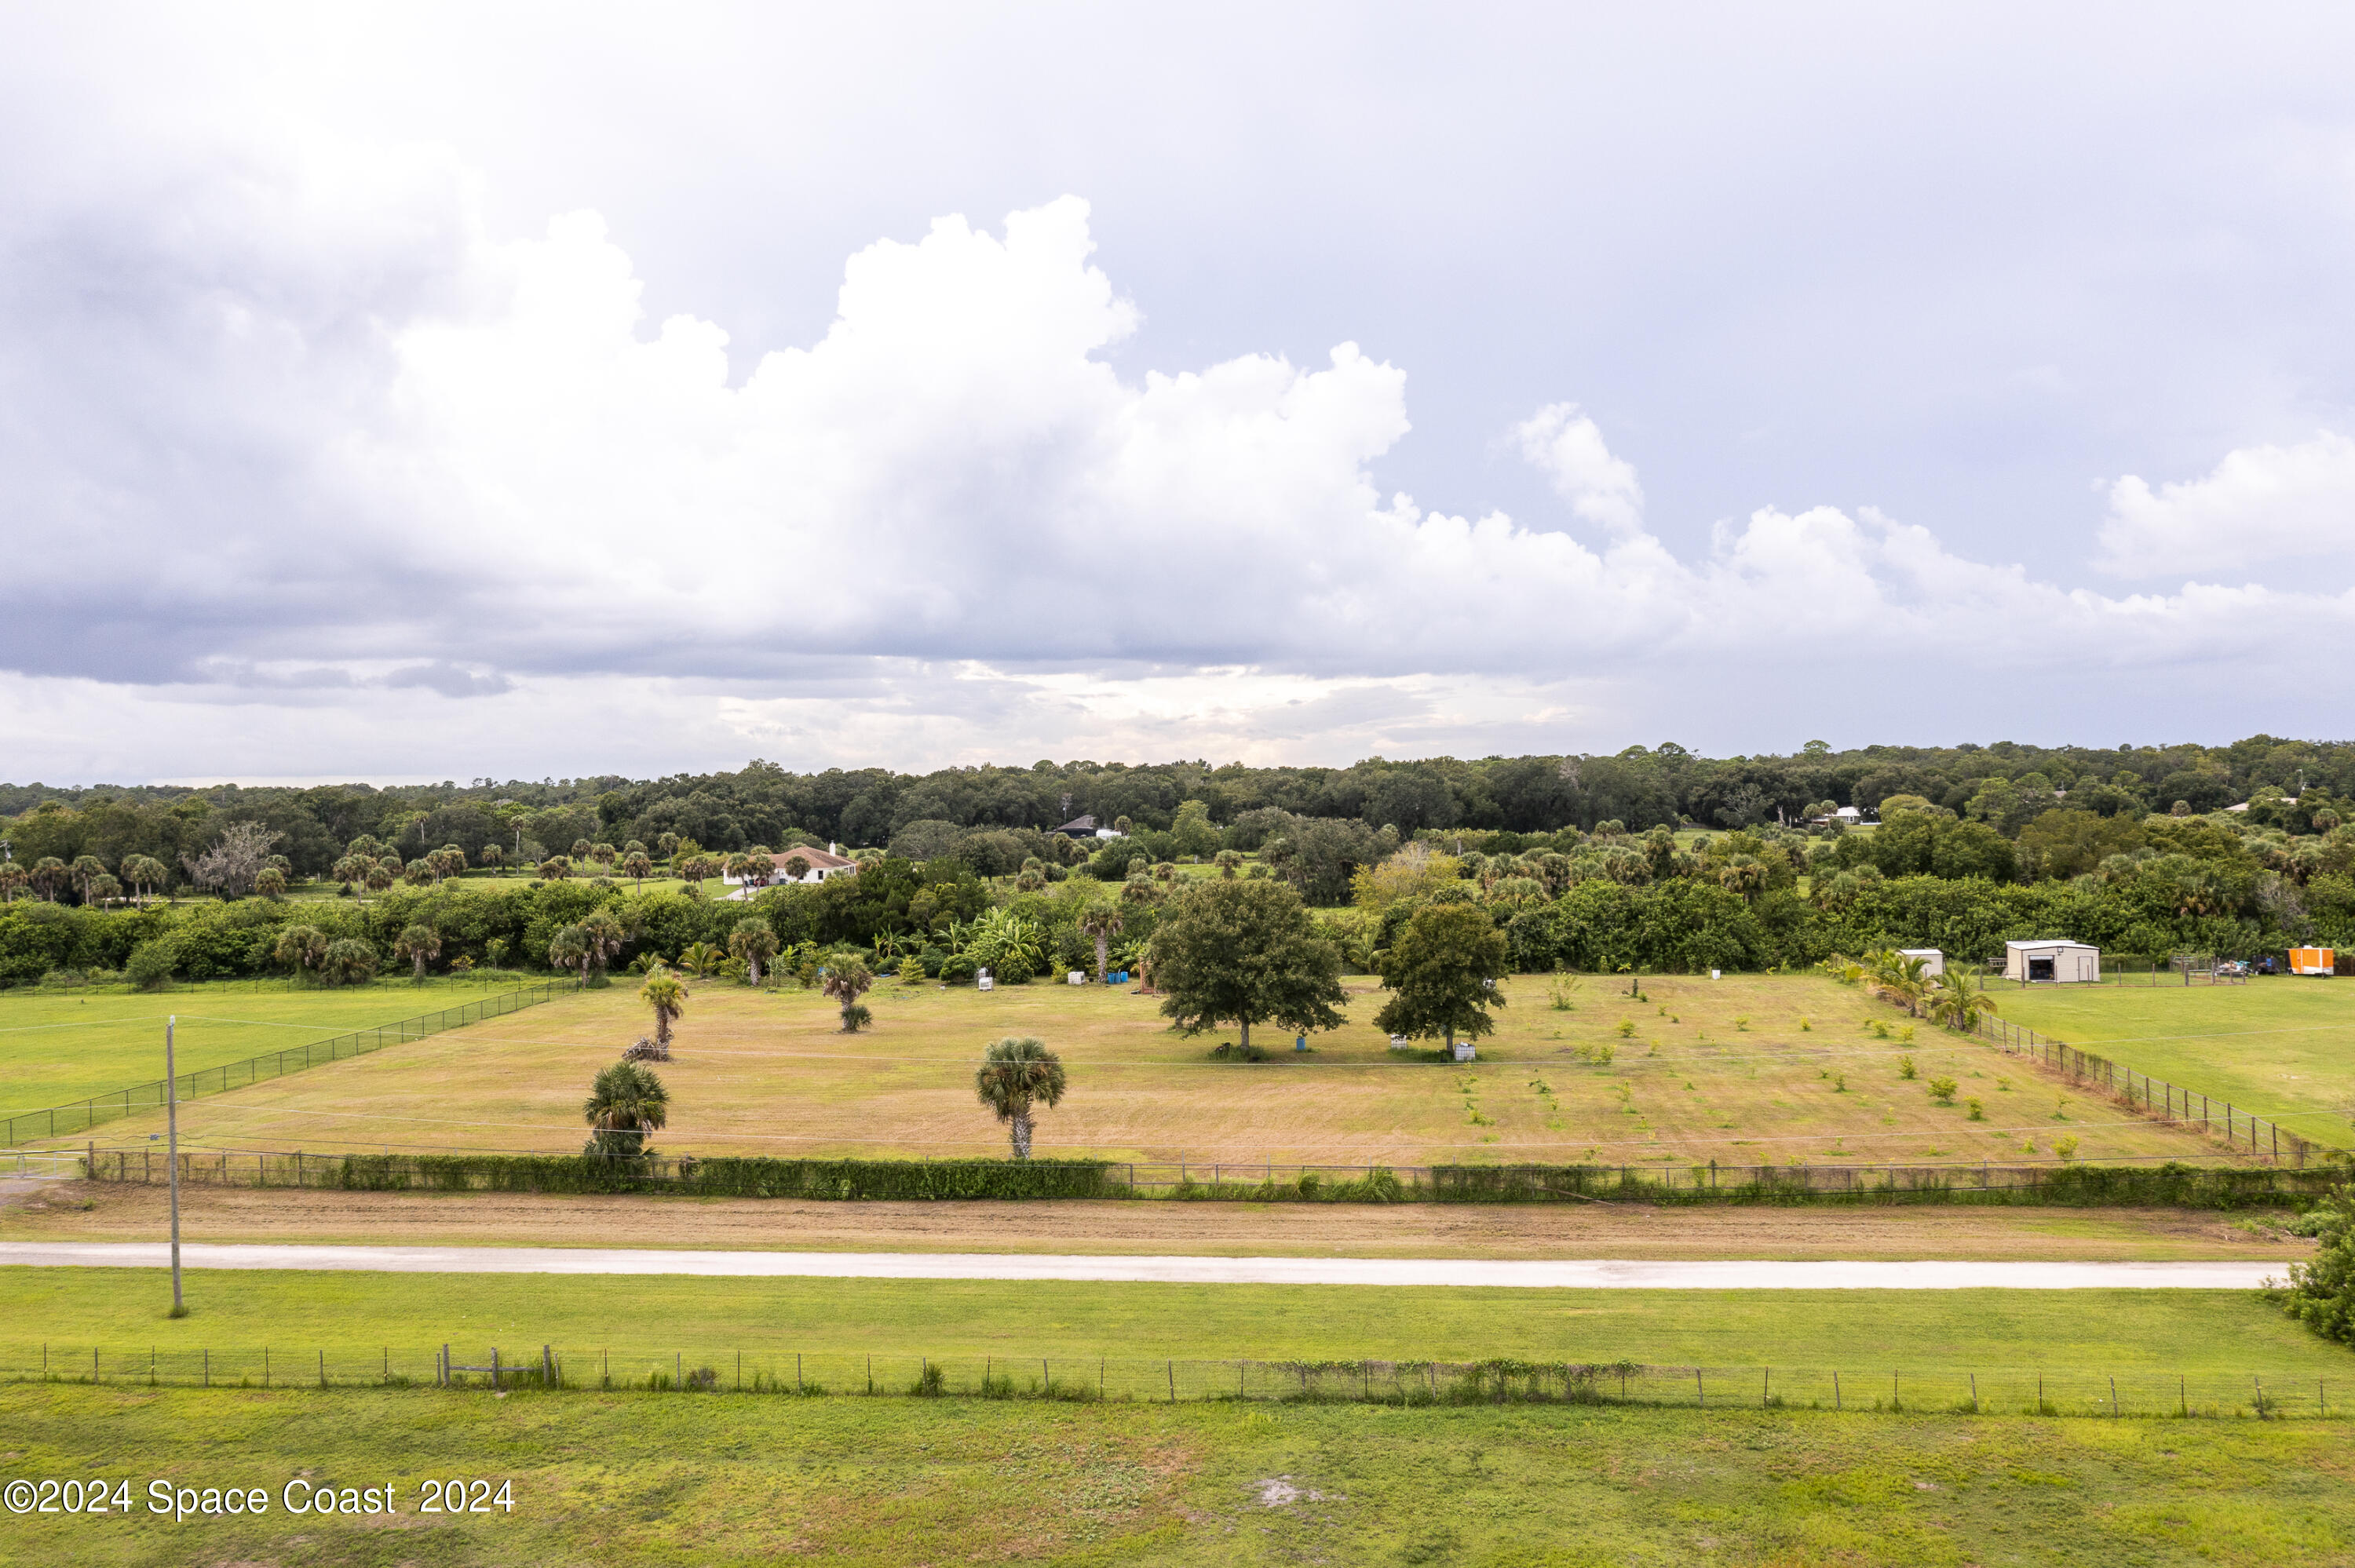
top-left (0, 983), bottom-right (573, 1148)
top-left (1965, 1012), bottom-right (2324, 1167)
top-left (80, 1146), bottom-right (2345, 1206)
top-left (2, 1344), bottom-right (2341, 1420)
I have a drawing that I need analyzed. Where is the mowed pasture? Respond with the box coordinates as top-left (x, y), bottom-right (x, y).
top-left (0, 978), bottom-right (539, 1115)
top-left (1992, 978), bottom-right (2355, 1151)
top-left (10, 1388), bottom-right (2353, 1568)
top-left (70, 973), bottom-right (2264, 1166)
top-left (11, 1266), bottom-right (2354, 1378)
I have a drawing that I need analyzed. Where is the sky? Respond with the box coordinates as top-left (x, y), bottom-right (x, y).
top-left (5, 2), bottom-right (2355, 786)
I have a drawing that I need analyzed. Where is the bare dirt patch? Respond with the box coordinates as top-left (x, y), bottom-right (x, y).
top-left (2, 1180), bottom-right (2318, 1263)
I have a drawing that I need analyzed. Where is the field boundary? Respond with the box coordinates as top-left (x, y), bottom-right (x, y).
top-left (6, 1344), bottom-right (2344, 1420)
top-left (80, 1147), bottom-right (2346, 1207)
top-left (1966, 1012), bottom-right (2338, 1162)
top-left (2, 983), bottom-right (575, 1147)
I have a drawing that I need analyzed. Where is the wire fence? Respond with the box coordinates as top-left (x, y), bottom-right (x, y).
top-left (3, 1344), bottom-right (2342, 1420)
top-left (1966, 1012), bottom-right (2330, 1165)
top-left (0, 983), bottom-right (574, 1148)
top-left (78, 1146), bottom-right (2346, 1207)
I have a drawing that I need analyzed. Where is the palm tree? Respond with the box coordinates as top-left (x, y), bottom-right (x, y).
top-left (86, 873), bottom-right (122, 906)
top-left (540, 855), bottom-right (573, 881)
top-left (658, 832), bottom-right (681, 861)
top-left (623, 851), bottom-right (653, 890)
top-left (69, 854), bottom-right (108, 905)
top-left (581, 909), bottom-right (628, 982)
top-left (252, 867), bottom-right (286, 899)
top-left (31, 856), bottom-right (66, 900)
top-left (319, 938), bottom-right (378, 986)
top-left (1152, 861), bottom-right (1178, 884)
top-left (479, 843), bottom-right (504, 873)
top-left (639, 971), bottom-right (686, 1052)
top-left (678, 941), bottom-right (725, 979)
top-left (548, 924), bottom-right (593, 984)
top-left (1121, 870), bottom-right (1157, 908)
top-left (365, 862), bottom-right (395, 897)
top-left (1925, 970), bottom-right (1999, 1034)
top-left (590, 842), bottom-right (619, 873)
top-left (728, 917), bottom-right (780, 985)
top-left (779, 851), bottom-right (812, 884)
top-left (1016, 868), bottom-right (1044, 893)
top-left (120, 854), bottom-right (168, 906)
top-left (822, 959), bottom-right (874, 1032)
top-left (571, 838), bottom-right (593, 861)
top-left (393, 923), bottom-right (442, 981)
top-left (582, 1059), bottom-right (669, 1161)
top-left (1213, 849), bottom-right (1242, 877)
top-left (1078, 904), bottom-right (1124, 983)
top-left (0, 862), bottom-right (26, 903)
top-left (275, 924), bottom-right (328, 977)
top-left (974, 1036), bottom-right (1067, 1160)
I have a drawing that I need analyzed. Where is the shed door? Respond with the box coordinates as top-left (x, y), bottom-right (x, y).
top-left (2028, 956), bottom-right (2055, 982)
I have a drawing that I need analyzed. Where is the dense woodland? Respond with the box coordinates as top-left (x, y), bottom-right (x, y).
top-left (2, 735), bottom-right (2352, 989)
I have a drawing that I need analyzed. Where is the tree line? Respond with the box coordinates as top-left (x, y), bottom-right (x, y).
top-left (5, 732), bottom-right (2349, 881)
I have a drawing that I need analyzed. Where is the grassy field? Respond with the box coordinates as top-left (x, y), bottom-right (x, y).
top-left (9, 1266), bottom-right (2350, 1384)
top-left (58, 972), bottom-right (2264, 1166)
top-left (1990, 979), bottom-right (2355, 1151)
top-left (8, 1180), bottom-right (2323, 1262)
top-left (5, 1386), bottom-right (2350, 1567)
top-left (0, 977), bottom-right (547, 1115)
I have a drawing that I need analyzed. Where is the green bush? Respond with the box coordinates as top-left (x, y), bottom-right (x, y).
top-left (123, 939), bottom-right (176, 991)
top-left (2276, 1184), bottom-right (2354, 1344)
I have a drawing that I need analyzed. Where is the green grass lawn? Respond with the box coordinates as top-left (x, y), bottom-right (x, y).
top-left (9, 1268), bottom-right (2349, 1394)
top-left (2, 1385), bottom-right (2348, 1566)
top-left (1989, 979), bottom-right (2355, 1150)
top-left (0, 977), bottom-right (545, 1114)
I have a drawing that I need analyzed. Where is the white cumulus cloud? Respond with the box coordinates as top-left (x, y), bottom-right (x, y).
top-left (2099, 431), bottom-right (2355, 577)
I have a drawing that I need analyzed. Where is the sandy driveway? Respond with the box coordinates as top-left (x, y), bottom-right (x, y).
top-left (0, 1240), bottom-right (2288, 1289)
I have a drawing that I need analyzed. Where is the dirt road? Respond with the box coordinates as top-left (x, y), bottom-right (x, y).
top-left (0, 1238), bottom-right (2291, 1288)
top-left (0, 1180), bottom-right (2318, 1262)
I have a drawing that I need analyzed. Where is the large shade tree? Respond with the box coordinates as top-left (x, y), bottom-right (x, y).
top-left (1146, 878), bottom-right (1346, 1055)
top-left (973, 1035), bottom-right (1066, 1160)
top-left (1372, 902), bottom-right (1510, 1055)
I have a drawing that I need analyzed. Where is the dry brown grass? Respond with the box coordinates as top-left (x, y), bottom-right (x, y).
top-left (70, 972), bottom-right (2264, 1168)
top-left (3, 1178), bottom-right (2318, 1263)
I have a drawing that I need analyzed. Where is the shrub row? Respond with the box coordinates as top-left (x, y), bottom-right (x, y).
top-left (253, 1154), bottom-right (2344, 1208)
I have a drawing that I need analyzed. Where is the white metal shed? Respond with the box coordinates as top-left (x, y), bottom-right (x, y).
top-left (1898, 948), bottom-right (1945, 977)
top-left (2003, 939), bottom-right (2100, 983)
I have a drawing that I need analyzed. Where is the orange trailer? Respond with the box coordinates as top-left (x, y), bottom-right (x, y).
top-left (2289, 946), bottom-right (2335, 976)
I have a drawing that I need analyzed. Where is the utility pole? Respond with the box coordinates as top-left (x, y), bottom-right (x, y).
top-left (166, 1016), bottom-right (184, 1317)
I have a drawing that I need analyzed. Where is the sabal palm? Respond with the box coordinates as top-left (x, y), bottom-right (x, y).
top-left (623, 851), bottom-right (652, 889)
top-left (974, 1036), bottom-right (1067, 1160)
top-left (0, 862), bottom-right (25, 903)
top-left (31, 856), bottom-right (66, 900)
top-left (547, 924), bottom-right (593, 983)
top-left (69, 854), bottom-right (108, 904)
top-left (393, 923), bottom-right (441, 979)
top-left (582, 1060), bottom-right (669, 1159)
top-left (1078, 905), bottom-right (1124, 981)
top-left (581, 910), bottom-right (628, 976)
top-left (639, 972), bottom-right (686, 1047)
top-left (275, 924), bottom-right (327, 974)
top-left (728, 918), bottom-right (780, 984)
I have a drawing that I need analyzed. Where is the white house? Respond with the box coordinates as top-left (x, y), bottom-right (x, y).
top-left (2002, 939), bottom-right (2100, 984)
top-left (723, 844), bottom-right (859, 891)
top-left (1898, 947), bottom-right (1945, 977)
